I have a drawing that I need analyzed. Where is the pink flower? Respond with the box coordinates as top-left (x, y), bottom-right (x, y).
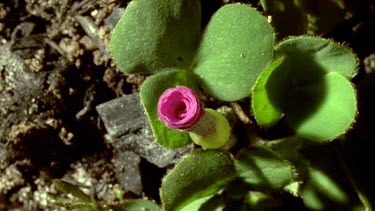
top-left (157, 86), bottom-right (204, 130)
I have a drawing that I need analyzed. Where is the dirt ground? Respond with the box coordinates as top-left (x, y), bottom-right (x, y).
top-left (0, 0), bottom-right (374, 210)
top-left (0, 0), bottom-right (147, 210)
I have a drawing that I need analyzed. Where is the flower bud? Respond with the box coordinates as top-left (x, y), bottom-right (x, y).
top-left (157, 86), bottom-right (230, 149)
top-left (157, 86), bottom-right (204, 130)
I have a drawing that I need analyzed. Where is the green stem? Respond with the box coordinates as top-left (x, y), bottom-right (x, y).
top-left (335, 142), bottom-right (372, 211)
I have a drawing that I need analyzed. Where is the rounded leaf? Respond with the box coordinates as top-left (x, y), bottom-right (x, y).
top-left (161, 149), bottom-right (236, 211)
top-left (287, 72), bottom-right (357, 142)
top-left (194, 4), bottom-right (274, 101)
top-left (114, 199), bottom-right (161, 211)
top-left (180, 195), bottom-right (222, 211)
top-left (251, 57), bottom-right (285, 128)
top-left (235, 147), bottom-right (295, 191)
top-left (110, 0), bottom-right (201, 74)
top-left (275, 36), bottom-right (358, 78)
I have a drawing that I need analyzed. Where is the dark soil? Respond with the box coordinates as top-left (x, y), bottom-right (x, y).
top-left (0, 0), bottom-right (374, 210)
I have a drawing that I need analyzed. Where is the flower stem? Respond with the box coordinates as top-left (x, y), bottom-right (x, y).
top-left (187, 110), bottom-right (216, 139)
top-left (189, 109), bottom-right (231, 149)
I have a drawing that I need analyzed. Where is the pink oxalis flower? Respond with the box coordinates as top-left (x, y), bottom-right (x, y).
top-left (157, 86), bottom-right (204, 130)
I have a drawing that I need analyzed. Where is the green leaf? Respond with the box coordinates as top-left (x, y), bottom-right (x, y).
top-left (114, 199), bottom-right (161, 211)
top-left (258, 37), bottom-right (358, 141)
top-left (302, 167), bottom-right (349, 210)
top-left (260, 137), bottom-right (307, 174)
top-left (275, 36), bottom-right (358, 78)
top-left (260, 0), bottom-right (307, 38)
top-left (110, 0), bottom-right (201, 74)
top-left (140, 68), bottom-right (199, 148)
top-left (259, 137), bottom-right (311, 196)
top-left (194, 4), bottom-right (274, 101)
top-left (287, 72), bottom-right (357, 142)
top-left (180, 195), bottom-right (222, 211)
top-left (235, 147), bottom-right (295, 191)
top-left (161, 149), bottom-right (236, 211)
top-left (246, 191), bottom-right (275, 210)
top-left (53, 179), bottom-right (92, 203)
top-left (300, 143), bottom-right (365, 210)
top-left (68, 203), bottom-right (98, 211)
top-left (251, 57), bottom-right (285, 128)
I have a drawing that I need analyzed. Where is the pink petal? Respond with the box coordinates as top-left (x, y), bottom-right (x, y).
top-left (157, 86), bottom-right (204, 130)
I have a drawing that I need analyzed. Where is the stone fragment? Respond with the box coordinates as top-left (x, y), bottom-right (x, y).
top-left (96, 93), bottom-right (193, 168)
top-left (113, 150), bottom-right (142, 195)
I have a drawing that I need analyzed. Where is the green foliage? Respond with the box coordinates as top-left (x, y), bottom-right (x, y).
top-left (160, 149), bottom-right (236, 211)
top-left (299, 143), bottom-right (363, 210)
top-left (114, 199), bottom-right (161, 211)
top-left (287, 72), bottom-right (357, 141)
top-left (53, 179), bottom-right (93, 203)
top-left (302, 167), bottom-right (349, 210)
top-left (180, 195), bottom-right (222, 211)
top-left (252, 36), bottom-right (357, 142)
top-left (251, 57), bottom-right (285, 128)
top-left (259, 137), bottom-right (307, 175)
top-left (110, 0), bottom-right (201, 74)
top-left (108, 0), bottom-right (363, 210)
top-left (111, 1), bottom-right (275, 101)
top-left (140, 68), bottom-right (199, 148)
top-left (235, 146), bottom-right (296, 191)
top-left (50, 180), bottom-right (103, 211)
top-left (51, 180), bottom-right (160, 211)
top-left (194, 4), bottom-right (275, 101)
top-left (274, 36), bottom-right (357, 78)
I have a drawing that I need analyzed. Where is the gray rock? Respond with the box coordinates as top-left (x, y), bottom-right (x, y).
top-left (0, 43), bottom-right (47, 143)
top-left (96, 93), bottom-right (147, 138)
top-left (0, 143), bottom-right (8, 169)
top-left (113, 151), bottom-right (142, 195)
top-left (96, 93), bottom-right (193, 168)
top-left (105, 8), bottom-right (125, 29)
top-left (112, 126), bottom-right (193, 168)
top-left (75, 15), bottom-right (106, 53)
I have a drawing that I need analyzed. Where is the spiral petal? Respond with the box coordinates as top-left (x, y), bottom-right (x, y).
top-left (157, 86), bottom-right (204, 130)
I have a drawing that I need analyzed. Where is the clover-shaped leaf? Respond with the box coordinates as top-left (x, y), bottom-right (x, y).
top-left (161, 149), bottom-right (236, 211)
top-left (110, 0), bottom-right (201, 74)
top-left (140, 69), bottom-right (199, 148)
top-left (252, 36), bottom-right (357, 142)
top-left (194, 4), bottom-right (275, 101)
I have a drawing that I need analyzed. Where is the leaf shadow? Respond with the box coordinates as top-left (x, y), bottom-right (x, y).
top-left (265, 53), bottom-right (327, 133)
top-left (237, 147), bottom-right (292, 191)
